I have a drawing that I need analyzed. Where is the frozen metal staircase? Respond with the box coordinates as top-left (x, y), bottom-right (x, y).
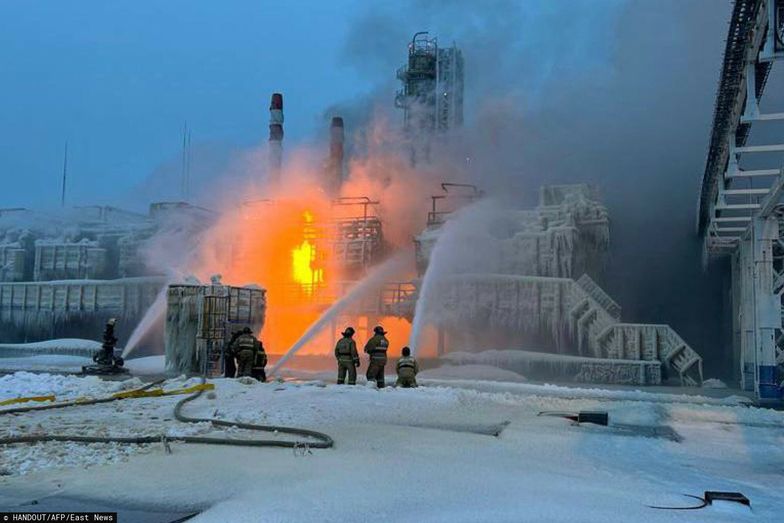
top-left (565, 275), bottom-right (702, 385)
top-left (394, 272), bottom-right (704, 386)
top-left (595, 324), bottom-right (704, 386)
top-left (378, 268), bottom-right (704, 385)
top-left (575, 274), bottom-right (621, 320)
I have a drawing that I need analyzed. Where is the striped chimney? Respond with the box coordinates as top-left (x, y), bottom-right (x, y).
top-left (268, 93), bottom-right (284, 184)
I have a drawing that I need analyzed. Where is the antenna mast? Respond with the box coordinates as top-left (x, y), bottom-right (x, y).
top-left (186, 128), bottom-right (192, 201)
top-left (180, 122), bottom-right (188, 201)
top-left (60, 141), bottom-right (68, 207)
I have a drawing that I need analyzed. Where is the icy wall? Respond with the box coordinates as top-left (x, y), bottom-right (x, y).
top-left (444, 350), bottom-right (661, 386)
top-left (415, 184), bottom-right (609, 280)
top-left (410, 185), bottom-right (703, 385)
top-left (0, 204), bottom-right (216, 344)
top-left (33, 241), bottom-right (109, 281)
top-left (0, 204), bottom-right (215, 284)
top-left (0, 277), bottom-right (165, 344)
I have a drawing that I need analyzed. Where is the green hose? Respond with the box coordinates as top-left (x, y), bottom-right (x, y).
top-left (0, 376), bottom-right (333, 450)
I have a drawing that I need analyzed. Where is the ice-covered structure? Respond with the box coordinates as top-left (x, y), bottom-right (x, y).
top-left (415, 184), bottom-right (609, 279)
top-left (0, 203), bottom-right (215, 344)
top-left (411, 184), bottom-right (703, 386)
top-left (165, 282), bottom-right (266, 376)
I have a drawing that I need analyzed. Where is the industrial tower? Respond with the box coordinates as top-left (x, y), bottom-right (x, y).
top-left (395, 32), bottom-right (464, 163)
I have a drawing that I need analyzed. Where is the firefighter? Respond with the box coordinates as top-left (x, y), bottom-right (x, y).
top-left (335, 327), bottom-right (360, 385)
top-left (364, 325), bottom-right (390, 388)
top-left (251, 338), bottom-right (268, 382)
top-left (93, 318), bottom-right (123, 367)
top-left (230, 327), bottom-right (259, 378)
top-left (224, 330), bottom-right (241, 378)
top-left (395, 346), bottom-right (419, 388)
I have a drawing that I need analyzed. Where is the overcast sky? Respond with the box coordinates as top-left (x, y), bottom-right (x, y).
top-left (0, 0), bottom-right (373, 208)
top-left (1, 0), bottom-right (733, 210)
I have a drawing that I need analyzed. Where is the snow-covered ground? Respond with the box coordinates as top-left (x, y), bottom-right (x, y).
top-left (420, 363), bottom-right (526, 382)
top-left (0, 353), bottom-right (165, 375)
top-left (0, 371), bottom-right (782, 522)
top-left (0, 355), bottom-right (93, 374)
top-left (124, 355), bottom-right (166, 375)
top-left (0, 339), bottom-right (101, 358)
top-left (0, 339), bottom-right (106, 373)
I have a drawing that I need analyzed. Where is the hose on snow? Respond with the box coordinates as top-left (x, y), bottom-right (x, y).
top-left (646, 494), bottom-right (709, 510)
top-left (0, 376), bottom-right (333, 450)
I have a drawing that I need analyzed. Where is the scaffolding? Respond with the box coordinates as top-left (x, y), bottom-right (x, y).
top-left (696, 0), bottom-right (784, 401)
top-left (329, 197), bottom-right (385, 278)
top-left (425, 183), bottom-right (483, 228)
top-left (165, 283), bottom-right (266, 377)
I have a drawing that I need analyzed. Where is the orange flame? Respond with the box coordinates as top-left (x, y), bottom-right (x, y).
top-left (291, 211), bottom-right (324, 295)
top-left (187, 125), bottom-right (452, 359)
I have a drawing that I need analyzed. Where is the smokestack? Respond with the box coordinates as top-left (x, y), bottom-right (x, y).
top-left (328, 116), bottom-right (344, 195)
top-left (268, 93), bottom-right (284, 184)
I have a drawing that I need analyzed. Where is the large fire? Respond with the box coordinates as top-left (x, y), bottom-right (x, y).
top-left (291, 211), bottom-right (324, 295)
top-left (188, 126), bottom-right (449, 360)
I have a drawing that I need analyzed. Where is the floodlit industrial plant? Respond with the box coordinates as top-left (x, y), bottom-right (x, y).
top-left (0, 1), bottom-right (783, 521)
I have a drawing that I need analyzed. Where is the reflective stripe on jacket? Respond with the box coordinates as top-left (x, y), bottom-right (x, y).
top-left (364, 334), bottom-right (389, 360)
top-left (335, 338), bottom-right (357, 357)
top-left (254, 343), bottom-right (267, 367)
top-left (237, 334), bottom-right (256, 351)
top-left (396, 356), bottom-right (418, 375)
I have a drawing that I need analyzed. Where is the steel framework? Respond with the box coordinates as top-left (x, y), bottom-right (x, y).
top-left (697, 0), bottom-right (784, 401)
top-left (395, 32), bottom-right (464, 164)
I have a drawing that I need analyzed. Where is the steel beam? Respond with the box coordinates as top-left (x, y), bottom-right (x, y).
top-left (715, 203), bottom-right (761, 210)
top-left (757, 168), bottom-right (784, 217)
top-left (735, 143), bottom-right (784, 153)
top-left (742, 112), bottom-right (784, 122)
top-left (722, 188), bottom-right (771, 195)
top-left (714, 216), bottom-right (753, 222)
top-left (697, 0), bottom-right (770, 237)
top-left (726, 168), bottom-right (780, 178)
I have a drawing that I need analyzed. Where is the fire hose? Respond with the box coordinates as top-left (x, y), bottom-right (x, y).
top-left (0, 378), bottom-right (167, 415)
top-left (0, 376), bottom-right (334, 450)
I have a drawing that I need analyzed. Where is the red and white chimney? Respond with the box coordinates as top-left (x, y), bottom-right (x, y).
top-left (268, 93), bottom-right (284, 184)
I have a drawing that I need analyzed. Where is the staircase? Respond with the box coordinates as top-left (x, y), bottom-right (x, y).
top-left (567, 283), bottom-right (617, 358)
top-left (575, 274), bottom-right (621, 320)
top-left (384, 272), bottom-right (704, 386)
top-left (568, 276), bottom-right (702, 386)
top-left (595, 324), bottom-right (703, 386)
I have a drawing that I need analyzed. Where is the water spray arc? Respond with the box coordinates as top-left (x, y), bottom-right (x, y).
top-left (270, 253), bottom-right (409, 375)
top-left (121, 282), bottom-right (170, 359)
top-left (408, 201), bottom-right (482, 355)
